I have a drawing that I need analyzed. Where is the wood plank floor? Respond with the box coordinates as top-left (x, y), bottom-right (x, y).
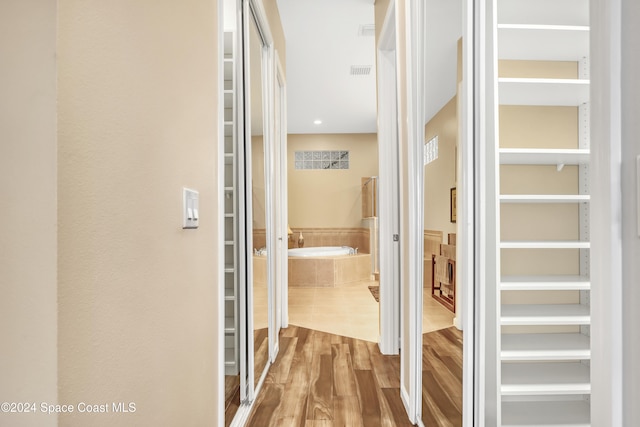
top-left (225, 375), bottom-right (240, 427)
top-left (421, 326), bottom-right (463, 427)
top-left (245, 325), bottom-right (414, 427)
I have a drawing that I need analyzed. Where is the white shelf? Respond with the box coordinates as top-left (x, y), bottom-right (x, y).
top-left (225, 316), bottom-right (235, 333)
top-left (501, 276), bottom-right (590, 291)
top-left (501, 304), bottom-right (590, 326)
top-left (224, 348), bottom-right (235, 366)
top-left (499, 78), bottom-right (589, 106)
top-left (224, 91), bottom-right (234, 106)
top-left (500, 194), bottom-right (590, 203)
top-left (501, 362), bottom-right (590, 395)
top-left (223, 30), bottom-right (239, 382)
top-left (224, 122), bottom-right (233, 137)
top-left (500, 240), bottom-right (590, 249)
top-left (500, 148), bottom-right (590, 165)
top-left (497, 0), bottom-right (589, 27)
top-left (502, 401), bottom-right (591, 427)
top-left (224, 60), bottom-right (233, 81)
top-left (501, 333), bottom-right (590, 361)
top-left (498, 25), bottom-right (589, 61)
top-left (495, 3), bottom-right (592, 423)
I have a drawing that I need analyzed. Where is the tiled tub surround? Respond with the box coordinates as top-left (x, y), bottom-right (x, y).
top-left (288, 253), bottom-right (372, 287)
top-left (286, 227), bottom-right (370, 252)
top-left (252, 228), bottom-right (368, 252)
top-left (286, 228), bottom-right (372, 287)
top-left (253, 254), bottom-right (267, 286)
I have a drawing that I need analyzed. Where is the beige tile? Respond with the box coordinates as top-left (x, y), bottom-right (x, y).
top-left (289, 258), bottom-right (317, 286)
top-left (288, 305), bottom-right (312, 318)
top-left (288, 290), bottom-right (315, 306)
top-left (315, 259), bottom-right (335, 286)
top-left (286, 279), bottom-right (381, 343)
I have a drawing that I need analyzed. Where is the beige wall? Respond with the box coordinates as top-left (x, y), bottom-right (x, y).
top-left (375, 0), bottom-right (392, 47)
top-left (57, 1), bottom-right (220, 426)
top-left (288, 133), bottom-right (378, 229)
top-left (263, 0), bottom-right (286, 76)
top-left (252, 136), bottom-right (266, 230)
top-left (0, 2), bottom-right (58, 426)
top-left (424, 96), bottom-right (458, 238)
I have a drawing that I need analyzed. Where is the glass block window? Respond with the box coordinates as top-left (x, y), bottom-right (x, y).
top-left (294, 150), bottom-right (349, 170)
top-left (424, 135), bottom-right (438, 165)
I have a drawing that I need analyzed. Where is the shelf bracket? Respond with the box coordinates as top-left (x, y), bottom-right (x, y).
top-left (556, 163), bottom-right (565, 172)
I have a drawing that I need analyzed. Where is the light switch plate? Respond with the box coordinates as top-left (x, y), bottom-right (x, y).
top-left (183, 187), bottom-right (199, 229)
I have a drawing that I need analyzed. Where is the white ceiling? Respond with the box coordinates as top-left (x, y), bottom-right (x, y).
top-left (276, 0), bottom-right (462, 135)
top-left (276, 0), bottom-right (378, 134)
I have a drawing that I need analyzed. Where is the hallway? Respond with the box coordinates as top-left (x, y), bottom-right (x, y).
top-left (244, 324), bottom-right (464, 426)
top-left (245, 325), bottom-right (413, 426)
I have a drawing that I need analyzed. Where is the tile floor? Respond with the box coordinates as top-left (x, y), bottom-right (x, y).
top-left (423, 288), bottom-right (457, 334)
top-left (287, 280), bottom-right (455, 343)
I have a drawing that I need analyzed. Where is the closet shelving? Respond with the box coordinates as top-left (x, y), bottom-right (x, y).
top-left (495, 0), bottom-right (591, 425)
top-left (223, 31), bottom-right (239, 376)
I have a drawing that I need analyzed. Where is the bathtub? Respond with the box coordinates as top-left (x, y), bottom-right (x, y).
top-left (288, 246), bottom-right (371, 287)
top-left (288, 246), bottom-right (355, 257)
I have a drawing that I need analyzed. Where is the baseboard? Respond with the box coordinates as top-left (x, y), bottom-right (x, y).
top-left (453, 316), bottom-right (462, 330)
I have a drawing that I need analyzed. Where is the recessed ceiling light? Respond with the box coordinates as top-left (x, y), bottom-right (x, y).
top-left (313, 120), bottom-right (322, 125)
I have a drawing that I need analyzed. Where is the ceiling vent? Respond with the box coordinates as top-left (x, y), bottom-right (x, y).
top-left (358, 24), bottom-right (376, 37)
top-left (350, 65), bottom-right (372, 76)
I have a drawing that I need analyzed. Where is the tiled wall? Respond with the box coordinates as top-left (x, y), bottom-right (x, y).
top-left (252, 228), bottom-right (369, 253)
top-left (253, 255), bottom-right (267, 286)
top-left (288, 253), bottom-right (372, 287)
top-left (288, 227), bottom-right (370, 253)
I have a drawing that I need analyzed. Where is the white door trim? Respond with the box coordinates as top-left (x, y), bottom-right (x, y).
top-left (377, 0), bottom-right (400, 357)
top-left (275, 52), bottom-right (288, 332)
top-left (216, 0), bottom-right (226, 425)
top-left (473, 0), bottom-right (501, 424)
top-left (590, 0), bottom-right (624, 425)
top-left (399, 0), bottom-right (426, 422)
top-left (460, 1), bottom-right (476, 426)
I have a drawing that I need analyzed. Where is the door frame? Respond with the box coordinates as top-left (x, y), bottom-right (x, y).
top-left (274, 52), bottom-right (288, 334)
top-left (398, 0), bottom-right (427, 422)
top-left (590, 0), bottom-right (624, 425)
top-left (377, 0), bottom-right (401, 357)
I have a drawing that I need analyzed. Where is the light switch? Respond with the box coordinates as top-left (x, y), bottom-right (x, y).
top-left (183, 187), bottom-right (199, 229)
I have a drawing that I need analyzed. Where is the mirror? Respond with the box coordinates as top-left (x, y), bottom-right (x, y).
top-left (421, 1), bottom-right (464, 425)
top-left (246, 2), bottom-right (270, 392)
top-left (224, 0), bottom-right (277, 422)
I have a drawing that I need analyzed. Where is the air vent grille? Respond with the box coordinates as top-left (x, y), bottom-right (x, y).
top-left (358, 24), bottom-right (375, 37)
top-left (350, 65), bottom-right (372, 76)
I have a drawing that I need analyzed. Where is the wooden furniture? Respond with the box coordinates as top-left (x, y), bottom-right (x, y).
top-left (431, 244), bottom-right (456, 313)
